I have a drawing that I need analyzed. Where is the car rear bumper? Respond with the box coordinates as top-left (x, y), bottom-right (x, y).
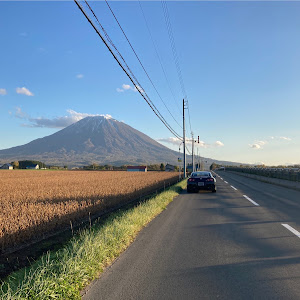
top-left (187, 182), bottom-right (216, 191)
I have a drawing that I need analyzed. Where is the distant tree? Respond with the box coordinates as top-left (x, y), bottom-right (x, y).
top-left (147, 164), bottom-right (160, 171)
top-left (11, 161), bottom-right (19, 169)
top-left (19, 160), bottom-right (46, 169)
top-left (160, 163), bottom-right (165, 171)
top-left (92, 163), bottom-right (99, 170)
top-left (210, 163), bottom-right (222, 171)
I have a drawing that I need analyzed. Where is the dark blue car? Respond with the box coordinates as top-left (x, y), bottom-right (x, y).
top-left (187, 171), bottom-right (216, 193)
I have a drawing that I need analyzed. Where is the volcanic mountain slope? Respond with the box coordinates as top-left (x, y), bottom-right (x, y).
top-left (0, 116), bottom-right (185, 166)
top-left (0, 116), bottom-right (242, 167)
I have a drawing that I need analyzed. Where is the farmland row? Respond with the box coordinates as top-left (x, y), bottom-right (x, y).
top-left (0, 170), bottom-right (179, 253)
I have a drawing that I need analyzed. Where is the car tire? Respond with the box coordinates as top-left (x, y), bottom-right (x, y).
top-left (187, 187), bottom-right (192, 193)
top-left (212, 188), bottom-right (216, 193)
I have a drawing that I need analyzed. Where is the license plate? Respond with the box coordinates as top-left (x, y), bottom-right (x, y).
top-left (198, 182), bottom-right (204, 186)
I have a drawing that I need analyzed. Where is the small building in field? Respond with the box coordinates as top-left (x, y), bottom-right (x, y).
top-left (127, 166), bottom-right (147, 172)
top-left (165, 164), bottom-right (175, 172)
top-left (0, 163), bottom-right (13, 170)
top-left (26, 164), bottom-right (40, 170)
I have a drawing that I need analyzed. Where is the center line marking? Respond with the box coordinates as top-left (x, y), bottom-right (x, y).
top-left (243, 195), bottom-right (260, 206)
top-left (231, 185), bottom-right (237, 190)
top-left (224, 181), bottom-right (228, 184)
top-left (282, 224), bottom-right (300, 238)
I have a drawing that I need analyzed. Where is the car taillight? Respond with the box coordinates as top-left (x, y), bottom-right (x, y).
top-left (188, 178), bottom-right (195, 182)
top-left (206, 178), bottom-right (214, 182)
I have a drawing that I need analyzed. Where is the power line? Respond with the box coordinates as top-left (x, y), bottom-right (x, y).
top-left (185, 145), bottom-right (192, 156)
top-left (138, 0), bottom-right (182, 116)
top-left (105, 0), bottom-right (182, 130)
top-left (82, 0), bottom-right (181, 139)
top-left (74, 0), bottom-right (182, 140)
top-left (161, 0), bottom-right (193, 135)
top-left (161, 0), bottom-right (186, 99)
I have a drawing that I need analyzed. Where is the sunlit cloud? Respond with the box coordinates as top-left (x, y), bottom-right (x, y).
top-left (134, 85), bottom-right (144, 94)
top-left (249, 144), bottom-right (261, 149)
top-left (76, 74), bottom-right (84, 79)
top-left (249, 140), bottom-right (267, 149)
top-left (257, 140), bottom-right (267, 146)
top-left (157, 137), bottom-right (183, 146)
top-left (279, 136), bottom-right (291, 141)
top-left (157, 137), bottom-right (224, 148)
top-left (0, 88), bottom-right (7, 96)
top-left (13, 108), bottom-right (112, 128)
top-left (15, 106), bottom-right (29, 119)
top-left (122, 84), bottom-right (131, 90)
top-left (16, 87), bottom-right (34, 96)
top-left (116, 83), bottom-right (139, 93)
top-left (214, 141), bottom-right (224, 147)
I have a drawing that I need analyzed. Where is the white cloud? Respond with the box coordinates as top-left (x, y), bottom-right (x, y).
top-left (15, 106), bottom-right (29, 119)
top-left (0, 88), bottom-right (7, 96)
top-left (280, 136), bottom-right (291, 141)
top-left (249, 140), bottom-right (267, 149)
top-left (157, 137), bottom-right (182, 146)
top-left (249, 144), bottom-right (261, 149)
top-left (249, 136), bottom-right (292, 150)
top-left (14, 108), bottom-right (112, 128)
top-left (16, 87), bottom-right (34, 96)
top-left (256, 140), bottom-right (267, 146)
top-left (269, 136), bottom-right (292, 141)
top-left (134, 85), bottom-right (144, 94)
top-left (117, 83), bottom-right (140, 93)
top-left (214, 141), bottom-right (224, 147)
top-left (122, 84), bottom-right (131, 90)
top-left (157, 137), bottom-right (224, 148)
top-left (76, 74), bottom-right (84, 79)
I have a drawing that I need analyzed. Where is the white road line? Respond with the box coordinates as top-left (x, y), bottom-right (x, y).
top-left (224, 181), bottom-right (228, 184)
top-left (243, 195), bottom-right (260, 206)
top-left (282, 224), bottom-right (300, 239)
top-left (230, 185), bottom-right (237, 191)
top-left (220, 177), bottom-right (223, 180)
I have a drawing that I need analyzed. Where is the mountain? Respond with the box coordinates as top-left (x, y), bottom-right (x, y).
top-left (0, 116), bottom-right (241, 167)
top-left (0, 116), bottom-right (181, 166)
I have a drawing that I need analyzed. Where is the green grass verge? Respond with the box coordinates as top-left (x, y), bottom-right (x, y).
top-left (1, 179), bottom-right (186, 299)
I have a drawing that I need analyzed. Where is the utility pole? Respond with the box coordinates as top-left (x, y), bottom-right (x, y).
top-left (183, 99), bottom-right (187, 178)
top-left (191, 132), bottom-right (194, 173)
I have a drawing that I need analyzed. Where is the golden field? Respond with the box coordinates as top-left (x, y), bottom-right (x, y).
top-left (0, 170), bottom-right (179, 253)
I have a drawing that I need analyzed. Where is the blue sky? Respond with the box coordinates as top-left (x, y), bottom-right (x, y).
top-left (0, 1), bottom-right (299, 166)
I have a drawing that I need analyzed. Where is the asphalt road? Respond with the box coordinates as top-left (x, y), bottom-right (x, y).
top-left (82, 171), bottom-right (300, 300)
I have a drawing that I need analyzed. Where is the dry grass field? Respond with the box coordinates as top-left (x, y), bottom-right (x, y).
top-left (0, 170), bottom-right (179, 253)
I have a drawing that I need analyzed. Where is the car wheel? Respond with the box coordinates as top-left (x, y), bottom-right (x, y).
top-left (212, 188), bottom-right (216, 193)
top-left (187, 187), bottom-right (192, 193)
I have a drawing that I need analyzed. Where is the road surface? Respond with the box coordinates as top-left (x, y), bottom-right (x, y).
top-left (82, 171), bottom-right (300, 300)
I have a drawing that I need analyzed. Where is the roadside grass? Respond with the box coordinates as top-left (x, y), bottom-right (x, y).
top-left (1, 179), bottom-right (186, 299)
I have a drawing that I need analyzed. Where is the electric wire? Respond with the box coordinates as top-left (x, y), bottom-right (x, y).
top-left (74, 0), bottom-right (182, 140)
top-left (82, 0), bottom-right (181, 139)
top-left (105, 0), bottom-right (182, 129)
top-left (138, 0), bottom-right (182, 116)
top-left (185, 145), bottom-right (192, 155)
top-left (161, 0), bottom-right (193, 135)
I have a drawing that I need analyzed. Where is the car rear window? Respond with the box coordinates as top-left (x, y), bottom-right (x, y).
top-left (192, 172), bottom-right (211, 177)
